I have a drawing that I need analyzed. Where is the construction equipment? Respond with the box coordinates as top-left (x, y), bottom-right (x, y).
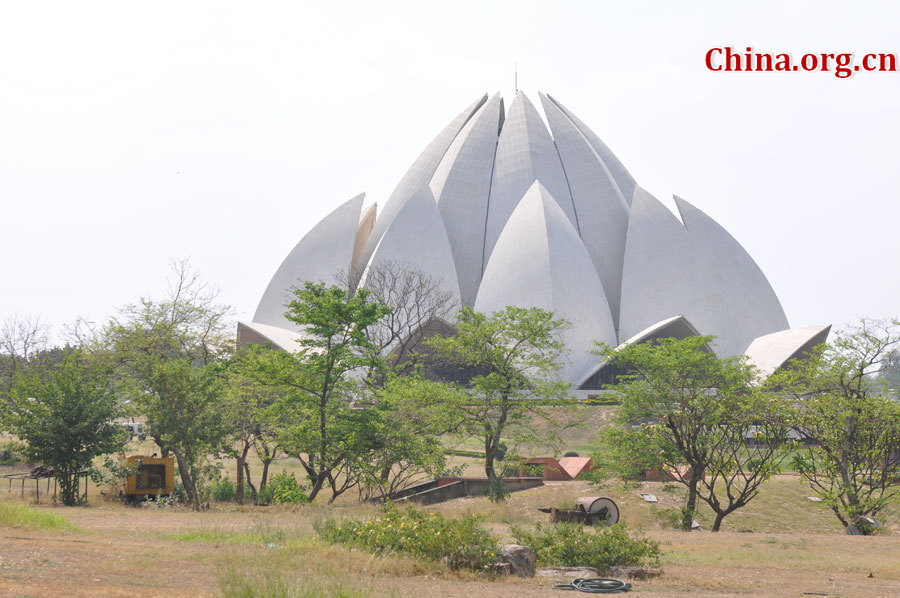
top-left (120, 455), bottom-right (175, 501)
top-left (538, 496), bottom-right (620, 526)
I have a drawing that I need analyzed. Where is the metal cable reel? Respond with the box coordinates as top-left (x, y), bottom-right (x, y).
top-left (576, 497), bottom-right (620, 525)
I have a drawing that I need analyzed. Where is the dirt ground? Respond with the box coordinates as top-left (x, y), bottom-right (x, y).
top-left (2, 479), bottom-right (900, 598)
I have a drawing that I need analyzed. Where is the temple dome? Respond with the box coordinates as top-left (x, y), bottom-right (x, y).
top-left (245, 90), bottom-right (824, 385)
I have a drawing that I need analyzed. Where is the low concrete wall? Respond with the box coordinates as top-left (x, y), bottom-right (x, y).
top-left (389, 479), bottom-right (439, 500)
top-left (398, 477), bottom-right (543, 505)
top-left (366, 479), bottom-right (439, 503)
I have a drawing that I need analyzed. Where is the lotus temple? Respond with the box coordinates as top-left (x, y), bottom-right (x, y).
top-left (238, 91), bottom-right (829, 394)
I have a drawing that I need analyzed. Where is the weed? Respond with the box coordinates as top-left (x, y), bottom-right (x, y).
top-left (0, 500), bottom-right (77, 531)
top-left (163, 519), bottom-right (287, 547)
top-left (219, 559), bottom-right (369, 598)
top-left (249, 517), bottom-right (287, 547)
top-left (654, 507), bottom-right (685, 529)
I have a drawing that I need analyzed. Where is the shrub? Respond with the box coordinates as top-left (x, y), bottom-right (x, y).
top-left (0, 443), bottom-right (20, 466)
top-left (210, 476), bottom-right (236, 502)
top-left (315, 504), bottom-right (500, 570)
top-left (171, 479), bottom-right (187, 502)
top-left (486, 476), bottom-right (509, 502)
top-left (502, 463), bottom-right (544, 477)
top-left (511, 523), bottom-right (660, 573)
top-left (256, 484), bottom-right (274, 506)
top-left (563, 451), bottom-right (580, 458)
top-left (258, 471), bottom-right (308, 505)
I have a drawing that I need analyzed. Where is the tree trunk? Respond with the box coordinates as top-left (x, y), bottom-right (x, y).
top-left (327, 473), bottom-right (340, 505)
top-left (243, 461), bottom-right (258, 502)
top-left (236, 442), bottom-right (250, 505)
top-left (485, 404), bottom-right (510, 501)
top-left (484, 432), bottom-right (504, 501)
top-left (308, 467), bottom-right (327, 501)
top-left (235, 456), bottom-right (244, 504)
top-left (300, 457), bottom-right (317, 488)
top-left (173, 448), bottom-right (199, 509)
top-left (683, 473), bottom-right (699, 531)
top-left (153, 435), bottom-right (169, 459)
top-left (58, 470), bottom-right (78, 506)
top-left (712, 512), bottom-right (725, 532)
top-left (260, 455), bottom-right (272, 489)
top-left (484, 434), bottom-right (497, 483)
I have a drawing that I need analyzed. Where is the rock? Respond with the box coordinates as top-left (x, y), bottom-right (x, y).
top-left (537, 566), bottom-right (600, 578)
top-left (608, 565), bottom-right (663, 580)
top-left (500, 544), bottom-right (536, 577)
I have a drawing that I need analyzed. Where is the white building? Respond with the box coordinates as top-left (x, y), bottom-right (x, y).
top-left (240, 91), bottom-right (829, 389)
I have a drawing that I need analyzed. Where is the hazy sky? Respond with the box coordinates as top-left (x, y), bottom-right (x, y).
top-left (2, 1), bottom-right (898, 342)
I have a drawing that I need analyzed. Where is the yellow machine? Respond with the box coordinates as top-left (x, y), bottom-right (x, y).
top-left (121, 455), bottom-right (175, 499)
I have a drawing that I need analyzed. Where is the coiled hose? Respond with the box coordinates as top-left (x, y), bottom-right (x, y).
top-left (552, 577), bottom-right (632, 593)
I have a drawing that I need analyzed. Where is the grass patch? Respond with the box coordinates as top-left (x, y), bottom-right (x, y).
top-left (219, 561), bottom-right (369, 598)
top-left (162, 518), bottom-right (288, 547)
top-left (216, 536), bottom-right (444, 597)
top-left (443, 449), bottom-right (485, 458)
top-left (0, 500), bottom-right (77, 531)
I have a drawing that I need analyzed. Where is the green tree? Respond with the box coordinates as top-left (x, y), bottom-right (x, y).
top-left (769, 318), bottom-right (900, 535)
top-left (426, 306), bottom-right (570, 500)
top-left (594, 336), bottom-right (793, 531)
top-left (878, 349), bottom-right (900, 395)
top-left (104, 260), bottom-right (231, 508)
top-left (0, 314), bottom-right (50, 424)
top-left (353, 374), bottom-right (467, 499)
top-left (8, 349), bottom-right (124, 505)
top-left (224, 345), bottom-right (285, 503)
top-left (248, 282), bottom-right (390, 502)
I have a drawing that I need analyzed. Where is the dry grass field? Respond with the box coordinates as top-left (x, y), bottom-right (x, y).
top-left (2, 471), bottom-right (900, 597)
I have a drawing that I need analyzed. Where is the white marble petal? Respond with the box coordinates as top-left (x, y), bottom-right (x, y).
top-left (362, 185), bottom-right (461, 308)
top-left (357, 94), bottom-right (487, 277)
top-left (475, 181), bottom-right (617, 382)
top-left (543, 93), bottom-right (636, 205)
top-left (483, 92), bottom-right (578, 270)
top-left (352, 202), bottom-right (377, 274)
top-left (253, 193), bottom-right (363, 331)
top-left (744, 325), bottom-right (831, 378)
top-left (237, 321), bottom-right (304, 353)
top-left (430, 93), bottom-right (504, 307)
top-left (540, 92), bottom-right (629, 328)
top-left (619, 187), bottom-right (789, 357)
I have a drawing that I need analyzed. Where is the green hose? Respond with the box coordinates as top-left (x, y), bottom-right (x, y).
top-left (552, 578), bottom-right (632, 593)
